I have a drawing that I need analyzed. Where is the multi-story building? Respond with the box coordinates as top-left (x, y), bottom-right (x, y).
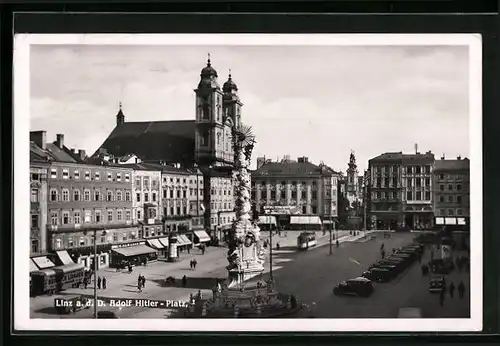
top-left (92, 57), bottom-right (249, 236)
top-left (368, 150), bottom-right (435, 230)
top-left (30, 131), bottom-right (144, 270)
top-left (433, 156), bottom-right (470, 228)
top-left (209, 173), bottom-right (236, 238)
top-left (30, 141), bottom-right (50, 258)
top-left (251, 156), bottom-right (339, 225)
top-left (401, 151), bottom-right (435, 229)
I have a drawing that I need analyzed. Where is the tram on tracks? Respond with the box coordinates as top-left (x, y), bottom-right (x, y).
top-left (30, 263), bottom-right (85, 296)
top-left (297, 231), bottom-right (317, 250)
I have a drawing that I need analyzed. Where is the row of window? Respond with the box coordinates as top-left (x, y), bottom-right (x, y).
top-left (437, 173), bottom-right (465, 181)
top-left (48, 188), bottom-right (132, 203)
top-left (50, 209), bottom-right (132, 226)
top-left (136, 192), bottom-right (157, 203)
top-left (372, 165), bottom-right (432, 175)
top-left (53, 231), bottom-right (138, 249)
top-left (258, 190), bottom-right (318, 200)
top-left (211, 188), bottom-right (232, 196)
top-left (50, 168), bottom-right (130, 182)
top-left (162, 176), bottom-right (204, 185)
top-left (439, 184), bottom-right (463, 192)
top-left (210, 202), bottom-right (234, 211)
top-left (211, 215), bottom-right (236, 225)
top-left (437, 195), bottom-right (463, 204)
top-left (253, 180), bottom-right (318, 187)
top-left (134, 178), bottom-right (159, 189)
top-left (162, 206), bottom-right (190, 216)
top-left (436, 208), bottom-right (465, 217)
top-left (162, 188), bottom-right (204, 199)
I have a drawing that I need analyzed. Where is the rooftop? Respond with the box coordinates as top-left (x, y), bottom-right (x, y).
top-left (434, 158), bottom-right (470, 171)
top-left (252, 161), bottom-right (339, 177)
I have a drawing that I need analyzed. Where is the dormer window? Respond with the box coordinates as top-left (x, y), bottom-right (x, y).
top-left (62, 169), bottom-right (69, 179)
top-left (125, 173), bottom-right (130, 182)
top-left (85, 171), bottom-right (90, 180)
top-left (50, 168), bottom-right (57, 179)
top-left (107, 172), bottom-right (112, 181)
top-left (117, 173), bottom-right (122, 181)
top-left (74, 170), bottom-right (80, 179)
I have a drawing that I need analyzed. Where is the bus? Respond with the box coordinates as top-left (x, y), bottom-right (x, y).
top-left (297, 232), bottom-right (317, 250)
top-left (31, 263), bottom-right (85, 296)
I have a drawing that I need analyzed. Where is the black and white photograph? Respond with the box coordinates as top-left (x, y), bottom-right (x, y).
top-left (14, 34), bottom-right (482, 332)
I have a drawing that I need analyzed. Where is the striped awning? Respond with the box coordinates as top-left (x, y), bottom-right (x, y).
top-left (194, 230), bottom-right (211, 243)
top-left (56, 250), bottom-right (75, 265)
top-left (290, 216), bottom-right (322, 225)
top-left (32, 256), bottom-right (56, 269)
top-left (159, 237), bottom-right (169, 247)
top-left (177, 235), bottom-right (192, 246)
top-left (30, 259), bottom-right (39, 273)
top-left (258, 215), bottom-right (277, 226)
top-left (147, 238), bottom-right (164, 249)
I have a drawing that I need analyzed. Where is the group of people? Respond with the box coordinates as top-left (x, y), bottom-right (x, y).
top-left (137, 274), bottom-right (146, 293)
top-left (80, 275), bottom-right (107, 290)
top-left (439, 278), bottom-right (466, 306)
top-left (189, 258), bottom-right (198, 270)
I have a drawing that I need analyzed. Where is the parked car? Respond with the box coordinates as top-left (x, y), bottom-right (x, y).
top-left (377, 264), bottom-right (402, 275)
top-left (362, 267), bottom-right (393, 283)
top-left (333, 277), bottom-right (374, 297)
top-left (429, 276), bottom-right (445, 293)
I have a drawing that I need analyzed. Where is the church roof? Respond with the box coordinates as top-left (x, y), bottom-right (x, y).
top-left (94, 120), bottom-right (196, 165)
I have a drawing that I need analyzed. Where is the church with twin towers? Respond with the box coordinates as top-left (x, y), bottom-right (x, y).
top-left (93, 56), bottom-right (246, 231)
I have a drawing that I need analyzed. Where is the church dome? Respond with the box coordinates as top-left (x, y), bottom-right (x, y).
top-left (223, 72), bottom-right (238, 93)
top-left (200, 57), bottom-right (218, 78)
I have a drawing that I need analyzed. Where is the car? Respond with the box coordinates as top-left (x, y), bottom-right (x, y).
top-left (362, 267), bottom-right (393, 282)
top-left (429, 258), bottom-right (455, 274)
top-left (398, 307), bottom-right (422, 318)
top-left (429, 276), bottom-right (445, 293)
top-left (377, 264), bottom-right (401, 275)
top-left (333, 277), bottom-right (374, 297)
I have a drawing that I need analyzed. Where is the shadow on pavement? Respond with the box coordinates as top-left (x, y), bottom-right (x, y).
top-left (150, 276), bottom-right (222, 290)
top-left (34, 306), bottom-right (60, 315)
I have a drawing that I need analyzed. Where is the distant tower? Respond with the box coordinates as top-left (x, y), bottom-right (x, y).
top-left (194, 55), bottom-right (235, 167)
top-left (346, 151), bottom-right (359, 204)
top-left (116, 102), bottom-right (125, 126)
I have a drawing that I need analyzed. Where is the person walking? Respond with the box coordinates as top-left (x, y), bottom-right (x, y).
top-left (83, 277), bottom-right (88, 289)
top-left (137, 281), bottom-right (142, 293)
top-left (97, 276), bottom-right (102, 289)
top-left (193, 258), bottom-right (198, 270)
top-left (138, 274), bottom-right (143, 289)
top-left (102, 277), bottom-right (107, 290)
top-left (187, 246), bottom-right (191, 254)
top-left (142, 275), bottom-right (146, 288)
top-left (458, 281), bottom-right (465, 298)
top-left (190, 259), bottom-right (194, 270)
top-left (449, 282), bottom-right (455, 298)
top-left (182, 275), bottom-right (187, 288)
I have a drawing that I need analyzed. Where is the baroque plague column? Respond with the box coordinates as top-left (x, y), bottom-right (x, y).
top-left (226, 123), bottom-right (265, 287)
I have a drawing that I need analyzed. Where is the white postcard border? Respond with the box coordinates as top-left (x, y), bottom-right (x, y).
top-left (14, 33), bottom-right (482, 332)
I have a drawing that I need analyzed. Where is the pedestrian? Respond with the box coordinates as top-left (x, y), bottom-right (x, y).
top-left (187, 246), bottom-right (191, 254)
top-left (97, 276), bottom-right (101, 289)
top-left (182, 275), bottom-right (187, 288)
top-left (189, 259), bottom-right (193, 270)
top-left (336, 239), bottom-right (339, 248)
top-left (193, 258), bottom-right (198, 270)
top-left (197, 289), bottom-right (202, 301)
top-left (83, 277), bottom-right (88, 289)
top-left (449, 282), bottom-right (455, 298)
top-left (276, 242), bottom-right (280, 250)
top-left (381, 250), bottom-right (385, 259)
top-left (102, 277), bottom-right (107, 290)
top-left (138, 274), bottom-right (142, 288)
top-left (142, 276), bottom-right (146, 288)
top-left (458, 281), bottom-right (465, 298)
top-left (138, 281), bottom-right (142, 293)
top-left (202, 246), bottom-right (205, 255)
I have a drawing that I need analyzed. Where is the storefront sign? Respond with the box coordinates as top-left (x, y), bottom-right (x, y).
top-left (111, 241), bottom-right (145, 249)
top-left (264, 206), bottom-right (301, 215)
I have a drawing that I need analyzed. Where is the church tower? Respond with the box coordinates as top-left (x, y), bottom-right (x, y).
top-left (194, 55), bottom-right (234, 167)
top-left (346, 150), bottom-right (359, 204)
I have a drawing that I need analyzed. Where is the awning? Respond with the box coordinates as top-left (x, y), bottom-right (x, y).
top-left (32, 256), bottom-right (56, 269)
top-left (290, 216), bottom-right (322, 225)
top-left (435, 217), bottom-right (445, 225)
top-left (147, 239), bottom-right (164, 250)
top-left (30, 259), bottom-right (39, 273)
top-left (56, 250), bottom-right (75, 265)
top-left (445, 217), bottom-right (457, 225)
top-left (322, 220), bottom-right (335, 224)
top-left (258, 215), bottom-right (277, 226)
top-left (457, 218), bottom-right (466, 225)
top-left (112, 245), bottom-right (156, 257)
top-left (159, 237), bottom-right (169, 247)
top-left (176, 235), bottom-right (192, 246)
top-left (194, 230), bottom-right (211, 243)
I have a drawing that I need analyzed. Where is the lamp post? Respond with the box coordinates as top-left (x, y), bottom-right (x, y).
top-left (270, 223), bottom-right (274, 279)
top-left (84, 228), bottom-right (108, 319)
top-left (329, 214), bottom-right (333, 255)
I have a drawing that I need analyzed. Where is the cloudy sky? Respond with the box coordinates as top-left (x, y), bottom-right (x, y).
top-left (30, 43), bottom-right (470, 172)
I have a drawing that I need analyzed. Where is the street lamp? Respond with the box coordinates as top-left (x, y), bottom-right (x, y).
top-left (84, 228), bottom-right (109, 319)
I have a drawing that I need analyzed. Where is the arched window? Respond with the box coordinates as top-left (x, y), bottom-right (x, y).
top-left (50, 189), bottom-right (58, 202)
top-left (73, 189), bottom-right (81, 201)
top-left (116, 191), bottom-right (123, 201)
top-left (84, 189), bottom-right (91, 201)
top-left (107, 191), bottom-right (113, 202)
top-left (62, 189), bottom-right (69, 202)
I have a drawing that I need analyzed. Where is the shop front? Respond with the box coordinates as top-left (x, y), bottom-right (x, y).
top-left (193, 230), bottom-right (211, 247)
top-left (68, 244), bottom-right (112, 270)
top-left (403, 205), bottom-right (434, 230)
top-left (110, 241), bottom-right (157, 268)
top-left (257, 215), bottom-right (278, 231)
top-left (289, 215), bottom-right (323, 231)
top-left (371, 211), bottom-right (403, 230)
top-left (146, 237), bottom-right (169, 258)
top-left (175, 234), bottom-right (192, 253)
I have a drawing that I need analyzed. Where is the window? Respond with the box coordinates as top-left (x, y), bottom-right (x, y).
top-left (177, 190), bottom-right (181, 198)
top-left (311, 206), bottom-right (317, 214)
top-left (406, 179), bottom-right (412, 187)
top-left (183, 207), bottom-right (187, 215)
top-left (55, 238), bottom-right (62, 249)
top-left (163, 189), bottom-right (168, 199)
top-left (415, 178), bottom-right (421, 188)
top-left (116, 191), bottom-right (123, 201)
top-left (144, 178), bottom-right (150, 189)
top-left (381, 192), bottom-right (386, 200)
top-left (425, 177), bottom-right (430, 186)
top-left (51, 211), bottom-right (58, 225)
top-left (261, 191), bottom-right (267, 199)
top-left (270, 191), bottom-right (276, 199)
top-left (91, 171), bottom-right (97, 180)
top-left (113, 233), bottom-right (118, 242)
top-left (125, 191), bottom-right (131, 201)
top-left (95, 210), bottom-right (102, 223)
top-left (448, 184), bottom-right (453, 191)
top-left (416, 191), bottom-right (422, 200)
top-left (79, 237), bottom-right (86, 246)
top-left (62, 189), bottom-right (69, 202)
top-left (291, 191), bottom-right (297, 199)
top-left (312, 191), bottom-right (317, 200)
top-left (136, 193), bottom-right (141, 202)
top-left (122, 233), bottom-right (128, 241)
top-left (301, 191), bottom-right (306, 199)
top-left (152, 192), bottom-right (157, 202)
top-left (406, 166), bottom-right (412, 174)
top-left (31, 189), bottom-right (39, 202)
top-left (68, 237), bottom-right (74, 247)
top-left (117, 210), bottom-right (123, 221)
top-left (439, 196), bottom-right (444, 202)
top-left (448, 196), bottom-right (453, 203)
top-left (100, 235), bottom-right (105, 243)
top-left (107, 210), bottom-right (113, 222)
top-left (135, 178), bottom-right (141, 188)
top-left (126, 210), bottom-right (131, 221)
top-left (31, 214), bottom-right (39, 229)
top-left (457, 209), bottom-right (463, 216)
top-left (416, 166), bottom-right (421, 174)
top-left (170, 190), bottom-right (174, 198)
top-left (74, 211), bottom-right (81, 224)
top-left (183, 190), bottom-right (187, 198)
top-left (84, 210), bottom-right (91, 223)
top-left (125, 173), bottom-right (130, 182)
top-left (74, 170), bottom-right (80, 179)
top-left (177, 206), bottom-right (181, 215)
top-left (31, 240), bottom-right (39, 254)
top-left (406, 191), bottom-right (413, 200)
top-left (84, 189), bottom-right (91, 201)
top-left (107, 172), bottom-right (112, 181)
top-left (170, 207), bottom-right (174, 215)
top-left (448, 209), bottom-right (454, 216)
top-left (94, 190), bottom-right (101, 201)
top-left (457, 184), bottom-right (462, 191)
top-left (137, 210), bottom-right (142, 220)
top-left (31, 173), bottom-right (40, 181)
top-left (144, 193), bottom-right (149, 202)
top-left (439, 173), bottom-right (444, 180)
top-left (107, 191), bottom-right (113, 201)
top-left (116, 173), bottom-right (122, 181)
top-left (280, 191), bottom-right (285, 199)
top-left (457, 195), bottom-right (462, 203)
top-left (51, 168), bottom-right (57, 179)
top-left (425, 166), bottom-right (431, 174)
top-left (439, 185), bottom-right (444, 191)
top-left (62, 211), bottom-right (70, 225)
top-left (73, 189), bottom-right (81, 201)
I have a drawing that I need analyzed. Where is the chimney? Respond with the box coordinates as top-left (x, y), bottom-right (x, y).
top-left (30, 130), bottom-right (46, 150)
top-left (441, 153), bottom-right (445, 160)
top-left (415, 143), bottom-right (418, 154)
top-left (56, 134), bottom-right (64, 149)
top-left (457, 155), bottom-right (461, 160)
top-left (78, 149), bottom-right (86, 161)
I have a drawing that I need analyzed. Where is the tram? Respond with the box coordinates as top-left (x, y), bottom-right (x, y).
top-left (297, 231), bottom-right (317, 250)
top-left (31, 263), bottom-right (85, 296)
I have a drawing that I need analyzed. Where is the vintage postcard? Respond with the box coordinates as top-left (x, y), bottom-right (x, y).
top-left (14, 33), bottom-right (482, 332)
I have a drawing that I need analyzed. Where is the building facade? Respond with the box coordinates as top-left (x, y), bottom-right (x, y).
top-left (433, 156), bottom-right (470, 227)
top-left (30, 160), bottom-right (49, 256)
top-left (251, 157), bottom-right (339, 222)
